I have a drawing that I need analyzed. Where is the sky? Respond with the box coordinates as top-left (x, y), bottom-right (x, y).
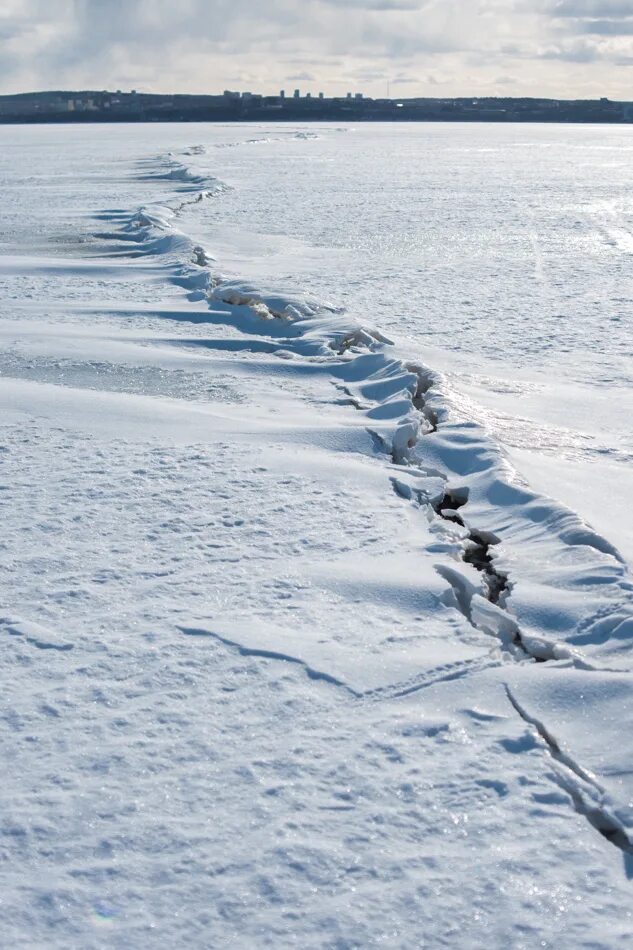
top-left (1, 0), bottom-right (633, 99)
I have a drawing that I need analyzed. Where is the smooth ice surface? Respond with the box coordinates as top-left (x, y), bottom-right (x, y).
top-left (1, 123), bottom-right (632, 948)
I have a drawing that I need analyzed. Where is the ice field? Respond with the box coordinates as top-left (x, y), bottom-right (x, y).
top-left (1, 122), bottom-right (632, 948)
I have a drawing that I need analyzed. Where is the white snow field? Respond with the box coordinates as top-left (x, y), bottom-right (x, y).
top-left (1, 123), bottom-right (632, 948)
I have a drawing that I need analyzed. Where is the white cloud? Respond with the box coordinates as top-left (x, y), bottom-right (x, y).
top-left (0, 0), bottom-right (631, 98)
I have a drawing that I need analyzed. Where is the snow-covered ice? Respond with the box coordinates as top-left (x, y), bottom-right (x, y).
top-left (1, 123), bottom-right (632, 948)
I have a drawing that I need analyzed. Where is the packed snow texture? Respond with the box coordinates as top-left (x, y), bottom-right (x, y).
top-left (0, 123), bottom-right (632, 948)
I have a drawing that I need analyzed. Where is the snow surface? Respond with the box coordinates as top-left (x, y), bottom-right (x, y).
top-left (0, 123), bottom-right (632, 948)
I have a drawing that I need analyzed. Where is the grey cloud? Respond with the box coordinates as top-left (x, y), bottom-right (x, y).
top-left (552, 0), bottom-right (633, 15)
top-left (570, 15), bottom-right (633, 30)
top-left (317, 0), bottom-right (424, 8)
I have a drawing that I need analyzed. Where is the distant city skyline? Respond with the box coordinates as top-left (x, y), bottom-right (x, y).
top-left (1, 0), bottom-right (633, 101)
top-left (2, 87), bottom-right (630, 127)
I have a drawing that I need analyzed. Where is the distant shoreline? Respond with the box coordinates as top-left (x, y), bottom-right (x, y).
top-left (2, 114), bottom-right (631, 125)
top-left (1, 90), bottom-right (631, 125)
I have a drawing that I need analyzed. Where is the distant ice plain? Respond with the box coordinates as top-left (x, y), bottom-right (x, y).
top-left (176, 122), bottom-right (633, 564)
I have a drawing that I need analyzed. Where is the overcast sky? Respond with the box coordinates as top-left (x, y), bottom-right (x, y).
top-left (1, 0), bottom-right (633, 99)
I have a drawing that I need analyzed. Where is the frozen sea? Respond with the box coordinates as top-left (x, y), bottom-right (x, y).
top-left (1, 122), bottom-right (633, 948)
top-left (178, 122), bottom-right (633, 565)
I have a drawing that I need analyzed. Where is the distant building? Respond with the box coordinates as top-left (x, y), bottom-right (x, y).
top-left (280, 90), bottom-right (285, 99)
top-left (318, 92), bottom-right (324, 99)
top-left (293, 89), bottom-right (300, 98)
